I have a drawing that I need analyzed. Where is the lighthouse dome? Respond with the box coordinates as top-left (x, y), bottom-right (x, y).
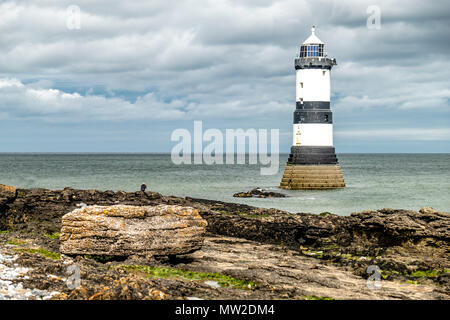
top-left (302, 26), bottom-right (324, 45)
top-left (299, 26), bottom-right (324, 58)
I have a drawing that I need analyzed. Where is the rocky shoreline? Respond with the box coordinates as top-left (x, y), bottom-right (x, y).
top-left (0, 184), bottom-right (449, 300)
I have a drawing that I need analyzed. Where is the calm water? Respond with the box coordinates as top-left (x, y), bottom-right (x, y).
top-left (0, 153), bottom-right (448, 215)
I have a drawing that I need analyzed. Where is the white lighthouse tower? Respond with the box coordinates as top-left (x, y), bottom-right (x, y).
top-left (280, 26), bottom-right (345, 190)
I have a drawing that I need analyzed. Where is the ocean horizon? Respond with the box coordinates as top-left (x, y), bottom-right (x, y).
top-left (1, 152), bottom-right (448, 215)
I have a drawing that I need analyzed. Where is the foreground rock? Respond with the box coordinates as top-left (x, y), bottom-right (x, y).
top-left (0, 247), bottom-right (59, 300)
top-left (60, 204), bottom-right (207, 257)
top-left (1, 234), bottom-right (447, 300)
top-left (0, 185), bottom-right (448, 299)
top-left (195, 198), bottom-right (449, 288)
top-left (0, 184), bottom-right (16, 207)
top-left (233, 188), bottom-right (286, 198)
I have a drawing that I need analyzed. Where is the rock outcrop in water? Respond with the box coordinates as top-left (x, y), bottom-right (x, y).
top-left (233, 188), bottom-right (286, 198)
top-left (60, 204), bottom-right (207, 257)
top-left (0, 184), bottom-right (448, 300)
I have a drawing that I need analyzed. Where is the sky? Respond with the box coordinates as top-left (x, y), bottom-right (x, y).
top-left (0, 0), bottom-right (449, 153)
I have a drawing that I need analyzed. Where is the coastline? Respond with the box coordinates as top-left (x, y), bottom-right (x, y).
top-left (1, 153), bottom-right (449, 215)
top-left (0, 184), bottom-right (449, 300)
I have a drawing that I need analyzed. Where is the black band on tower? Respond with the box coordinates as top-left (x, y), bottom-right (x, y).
top-left (294, 110), bottom-right (332, 124)
top-left (288, 146), bottom-right (338, 165)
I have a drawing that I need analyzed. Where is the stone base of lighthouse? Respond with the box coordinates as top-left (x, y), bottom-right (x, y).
top-left (280, 146), bottom-right (345, 190)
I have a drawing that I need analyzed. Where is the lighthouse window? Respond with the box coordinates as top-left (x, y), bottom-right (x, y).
top-left (300, 45), bottom-right (307, 57)
top-left (306, 45), bottom-right (320, 57)
top-left (324, 115), bottom-right (329, 122)
top-left (302, 44), bottom-right (324, 57)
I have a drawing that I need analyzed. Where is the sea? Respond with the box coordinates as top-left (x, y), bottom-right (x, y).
top-left (0, 153), bottom-right (448, 216)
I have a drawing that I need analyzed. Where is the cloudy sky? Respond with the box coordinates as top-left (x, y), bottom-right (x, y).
top-left (0, 0), bottom-right (449, 152)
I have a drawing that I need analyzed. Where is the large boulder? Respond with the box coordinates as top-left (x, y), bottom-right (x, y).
top-left (60, 204), bottom-right (207, 257)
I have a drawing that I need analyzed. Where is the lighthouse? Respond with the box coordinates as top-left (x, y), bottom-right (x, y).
top-left (280, 26), bottom-right (345, 190)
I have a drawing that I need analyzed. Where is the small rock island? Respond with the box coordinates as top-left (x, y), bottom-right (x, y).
top-left (233, 188), bottom-right (286, 198)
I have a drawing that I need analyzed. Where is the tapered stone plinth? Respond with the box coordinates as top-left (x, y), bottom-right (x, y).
top-left (280, 164), bottom-right (345, 190)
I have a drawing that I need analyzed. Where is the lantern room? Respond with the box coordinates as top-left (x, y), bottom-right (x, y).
top-left (299, 26), bottom-right (324, 58)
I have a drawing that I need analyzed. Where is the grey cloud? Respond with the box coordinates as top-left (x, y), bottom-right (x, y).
top-left (0, 0), bottom-right (448, 149)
